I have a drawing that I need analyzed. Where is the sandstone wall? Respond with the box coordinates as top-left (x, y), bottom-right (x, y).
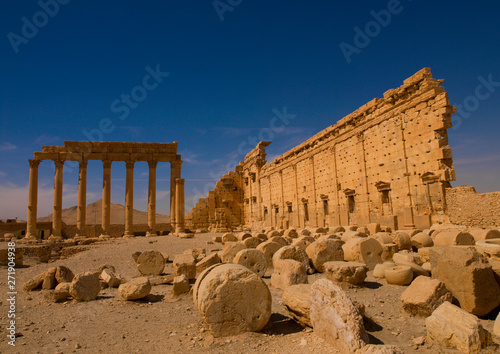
top-left (446, 186), bottom-right (500, 228)
top-left (0, 222), bottom-right (52, 238)
top-left (187, 169), bottom-right (244, 231)
top-left (188, 68), bottom-right (457, 230)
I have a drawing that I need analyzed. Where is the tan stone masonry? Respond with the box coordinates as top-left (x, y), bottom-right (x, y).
top-left (188, 68), bottom-right (456, 230)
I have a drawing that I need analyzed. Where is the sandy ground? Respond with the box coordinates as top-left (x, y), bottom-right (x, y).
top-left (1, 233), bottom-right (499, 354)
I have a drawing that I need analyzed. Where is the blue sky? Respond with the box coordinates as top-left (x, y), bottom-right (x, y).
top-left (1, 0), bottom-right (499, 219)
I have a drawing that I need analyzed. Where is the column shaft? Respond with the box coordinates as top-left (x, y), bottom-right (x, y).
top-left (175, 178), bottom-right (185, 233)
top-left (146, 161), bottom-right (157, 237)
top-left (124, 161), bottom-right (135, 237)
top-left (170, 160), bottom-right (181, 232)
top-left (101, 161), bottom-right (112, 237)
top-left (76, 160), bottom-right (88, 238)
top-left (26, 159), bottom-right (41, 239)
top-left (50, 159), bottom-right (64, 239)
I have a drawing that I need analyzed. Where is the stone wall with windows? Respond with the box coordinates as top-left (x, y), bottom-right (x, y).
top-left (187, 68), bottom-right (457, 230)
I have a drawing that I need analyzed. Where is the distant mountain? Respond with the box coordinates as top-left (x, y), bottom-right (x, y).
top-left (37, 199), bottom-right (170, 225)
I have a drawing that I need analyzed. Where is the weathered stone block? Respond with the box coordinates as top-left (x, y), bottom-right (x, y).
top-left (323, 261), bottom-right (368, 286)
top-left (305, 239), bottom-right (344, 272)
top-left (400, 275), bottom-right (452, 316)
top-left (282, 284), bottom-right (312, 327)
top-left (119, 277), bottom-right (151, 300)
top-left (193, 263), bottom-right (271, 337)
top-left (270, 259), bottom-right (308, 290)
top-left (430, 246), bottom-right (500, 316)
top-left (310, 279), bottom-right (368, 353)
top-left (342, 237), bottom-right (383, 270)
top-left (426, 302), bottom-right (487, 352)
top-left (173, 253), bottom-right (197, 279)
top-left (233, 249), bottom-right (267, 277)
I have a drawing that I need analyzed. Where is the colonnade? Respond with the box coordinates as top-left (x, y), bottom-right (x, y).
top-left (25, 141), bottom-right (184, 240)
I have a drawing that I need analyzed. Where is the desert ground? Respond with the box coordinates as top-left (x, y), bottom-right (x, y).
top-left (1, 233), bottom-right (499, 354)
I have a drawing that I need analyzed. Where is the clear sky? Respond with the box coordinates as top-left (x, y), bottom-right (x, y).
top-left (1, 0), bottom-right (499, 219)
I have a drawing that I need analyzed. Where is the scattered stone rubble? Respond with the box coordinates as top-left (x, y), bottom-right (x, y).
top-left (18, 223), bottom-right (500, 353)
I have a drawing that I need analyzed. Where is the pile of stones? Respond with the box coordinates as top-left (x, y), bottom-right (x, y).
top-left (22, 223), bottom-right (500, 352)
top-left (199, 224), bottom-right (500, 352)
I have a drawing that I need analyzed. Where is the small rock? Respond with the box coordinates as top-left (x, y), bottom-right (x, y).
top-left (118, 277), bottom-right (151, 300)
top-left (69, 272), bottom-right (101, 302)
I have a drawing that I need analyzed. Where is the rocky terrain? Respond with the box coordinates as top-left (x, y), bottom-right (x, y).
top-left (1, 226), bottom-right (500, 353)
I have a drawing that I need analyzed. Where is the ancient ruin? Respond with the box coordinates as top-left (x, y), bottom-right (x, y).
top-left (2, 68), bottom-right (500, 354)
top-left (188, 68), bottom-right (458, 231)
top-left (24, 141), bottom-right (185, 240)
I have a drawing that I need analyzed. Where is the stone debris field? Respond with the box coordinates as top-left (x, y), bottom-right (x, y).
top-left (2, 225), bottom-right (500, 353)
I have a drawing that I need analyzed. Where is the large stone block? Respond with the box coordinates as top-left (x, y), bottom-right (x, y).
top-left (221, 242), bottom-right (245, 263)
top-left (310, 279), bottom-right (369, 353)
top-left (196, 252), bottom-right (221, 273)
top-left (282, 284), bottom-right (312, 327)
top-left (430, 246), bottom-right (500, 316)
top-left (270, 259), bottom-right (308, 290)
top-left (342, 237), bottom-right (383, 270)
top-left (193, 263), bottom-right (272, 337)
top-left (272, 245), bottom-right (312, 274)
top-left (136, 250), bottom-right (165, 275)
top-left (469, 229), bottom-right (500, 242)
top-left (426, 302), bottom-right (487, 352)
top-left (233, 249), bottom-right (267, 277)
top-left (323, 261), bottom-right (368, 286)
top-left (173, 253), bottom-right (197, 279)
top-left (305, 239), bottom-right (344, 272)
top-left (434, 231), bottom-right (475, 246)
top-left (291, 235), bottom-right (315, 250)
top-left (400, 275), bottom-right (452, 316)
top-left (256, 240), bottom-right (282, 268)
top-left (390, 231), bottom-right (412, 250)
top-left (69, 272), bottom-right (101, 302)
top-left (119, 277), bottom-right (151, 300)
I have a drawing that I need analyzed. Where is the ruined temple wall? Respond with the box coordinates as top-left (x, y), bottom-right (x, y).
top-left (243, 68), bottom-right (456, 230)
top-left (446, 186), bottom-right (500, 228)
top-left (188, 68), bottom-right (457, 231)
top-left (187, 169), bottom-right (245, 231)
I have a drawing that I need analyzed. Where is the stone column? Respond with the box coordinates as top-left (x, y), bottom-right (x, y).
top-left (49, 159), bottom-right (64, 240)
top-left (75, 160), bottom-right (88, 238)
top-left (101, 160), bottom-right (112, 238)
top-left (146, 160), bottom-right (158, 237)
top-left (124, 161), bottom-right (135, 237)
top-left (175, 178), bottom-right (185, 233)
top-left (170, 160), bottom-right (182, 231)
top-left (25, 159), bottom-right (41, 239)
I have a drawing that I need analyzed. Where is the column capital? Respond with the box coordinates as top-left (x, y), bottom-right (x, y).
top-left (79, 160), bottom-right (88, 168)
top-left (171, 159), bottom-right (183, 167)
top-left (126, 161), bottom-right (135, 169)
top-left (28, 159), bottom-right (41, 168)
top-left (103, 160), bottom-right (112, 168)
top-left (175, 178), bottom-right (185, 185)
top-left (148, 160), bottom-right (158, 168)
top-left (53, 159), bottom-right (65, 168)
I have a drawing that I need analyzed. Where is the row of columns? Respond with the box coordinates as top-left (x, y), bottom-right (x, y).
top-left (25, 158), bottom-right (185, 240)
